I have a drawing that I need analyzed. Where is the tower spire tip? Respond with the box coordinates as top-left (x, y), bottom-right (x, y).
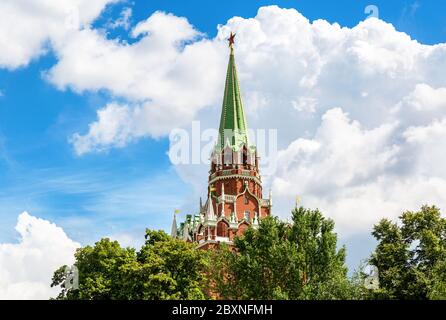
top-left (228, 32), bottom-right (236, 49)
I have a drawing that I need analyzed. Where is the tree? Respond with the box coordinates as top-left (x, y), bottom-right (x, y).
top-left (369, 205), bottom-right (446, 300)
top-left (51, 230), bottom-right (209, 300)
top-left (429, 260), bottom-right (446, 299)
top-left (135, 230), bottom-right (209, 299)
top-left (211, 207), bottom-right (359, 300)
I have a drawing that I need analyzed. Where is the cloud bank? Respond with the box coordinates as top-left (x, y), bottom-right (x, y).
top-left (0, 0), bottom-right (116, 69)
top-left (0, 212), bottom-right (80, 300)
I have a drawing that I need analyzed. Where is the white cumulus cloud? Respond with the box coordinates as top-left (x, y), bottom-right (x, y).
top-left (0, 212), bottom-right (80, 300)
top-left (269, 106), bottom-right (446, 236)
top-left (106, 7), bottom-right (132, 30)
top-left (46, 11), bottom-right (226, 150)
top-left (0, 0), bottom-right (116, 69)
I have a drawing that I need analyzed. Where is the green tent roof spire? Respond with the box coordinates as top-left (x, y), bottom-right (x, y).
top-left (218, 32), bottom-right (250, 150)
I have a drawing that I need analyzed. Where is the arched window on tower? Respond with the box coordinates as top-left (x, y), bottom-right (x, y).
top-left (217, 220), bottom-right (229, 238)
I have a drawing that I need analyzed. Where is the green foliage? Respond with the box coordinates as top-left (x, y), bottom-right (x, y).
top-left (369, 205), bottom-right (446, 300)
top-left (51, 205), bottom-right (446, 300)
top-left (428, 260), bottom-right (446, 299)
top-left (210, 207), bottom-right (361, 300)
top-left (51, 230), bottom-right (209, 300)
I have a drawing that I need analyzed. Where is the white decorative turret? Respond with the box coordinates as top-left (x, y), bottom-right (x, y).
top-left (205, 194), bottom-right (216, 221)
top-left (230, 211), bottom-right (237, 223)
top-left (252, 211), bottom-right (259, 227)
top-left (171, 213), bottom-right (178, 238)
top-left (229, 211), bottom-right (238, 230)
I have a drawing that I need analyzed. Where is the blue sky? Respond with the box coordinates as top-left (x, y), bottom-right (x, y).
top-left (124, 0), bottom-right (446, 44)
top-left (1, 0), bottom-right (445, 268)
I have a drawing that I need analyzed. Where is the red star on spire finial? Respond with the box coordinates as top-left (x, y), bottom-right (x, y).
top-left (228, 32), bottom-right (236, 47)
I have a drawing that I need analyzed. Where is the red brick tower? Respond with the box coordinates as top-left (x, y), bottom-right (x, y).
top-left (175, 33), bottom-right (272, 249)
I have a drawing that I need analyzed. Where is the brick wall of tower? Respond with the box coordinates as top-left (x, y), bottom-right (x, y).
top-left (202, 148), bottom-right (271, 243)
top-left (210, 177), bottom-right (265, 217)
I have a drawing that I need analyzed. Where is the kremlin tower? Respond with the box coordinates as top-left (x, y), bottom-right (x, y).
top-left (173, 33), bottom-right (272, 249)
